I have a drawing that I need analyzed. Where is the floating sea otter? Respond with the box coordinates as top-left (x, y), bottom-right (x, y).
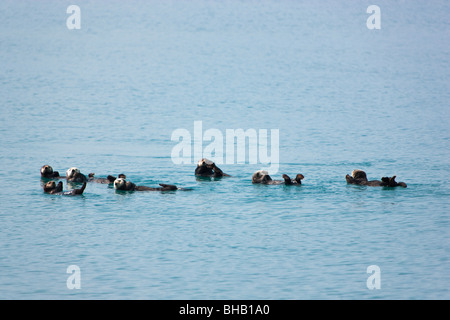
top-left (195, 158), bottom-right (230, 177)
top-left (113, 178), bottom-right (178, 191)
top-left (66, 167), bottom-right (88, 183)
top-left (346, 170), bottom-right (407, 188)
top-left (252, 170), bottom-right (304, 185)
top-left (43, 181), bottom-right (86, 195)
top-left (41, 165), bottom-right (64, 179)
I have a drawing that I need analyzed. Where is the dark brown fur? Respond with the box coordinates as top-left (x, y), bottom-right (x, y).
top-left (195, 159), bottom-right (230, 177)
top-left (282, 174), bottom-right (305, 185)
top-left (253, 171), bottom-right (304, 185)
top-left (43, 181), bottom-right (86, 195)
top-left (40, 165), bottom-right (64, 179)
top-left (114, 178), bottom-right (178, 191)
top-left (346, 170), bottom-right (407, 188)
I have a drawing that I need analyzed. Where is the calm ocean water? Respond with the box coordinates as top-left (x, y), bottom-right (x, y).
top-left (0, 0), bottom-right (449, 299)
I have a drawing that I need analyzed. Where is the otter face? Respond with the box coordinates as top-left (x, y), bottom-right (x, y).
top-left (252, 170), bottom-right (272, 184)
top-left (114, 178), bottom-right (126, 190)
top-left (41, 165), bottom-right (53, 176)
top-left (352, 169), bottom-right (368, 181)
top-left (197, 158), bottom-right (214, 168)
top-left (43, 181), bottom-right (56, 192)
top-left (195, 159), bottom-right (216, 176)
top-left (66, 167), bottom-right (81, 179)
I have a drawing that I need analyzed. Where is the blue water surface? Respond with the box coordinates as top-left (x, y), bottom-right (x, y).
top-left (0, 0), bottom-right (449, 299)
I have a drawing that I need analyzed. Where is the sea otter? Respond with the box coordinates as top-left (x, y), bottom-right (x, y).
top-left (195, 158), bottom-right (230, 177)
top-left (346, 170), bottom-right (407, 188)
top-left (66, 167), bottom-right (88, 183)
top-left (346, 169), bottom-right (379, 186)
top-left (252, 170), bottom-right (305, 185)
top-left (43, 181), bottom-right (86, 195)
top-left (252, 170), bottom-right (281, 184)
top-left (88, 173), bottom-right (126, 184)
top-left (43, 181), bottom-right (64, 194)
top-left (40, 165), bottom-right (64, 179)
top-left (113, 178), bottom-right (178, 191)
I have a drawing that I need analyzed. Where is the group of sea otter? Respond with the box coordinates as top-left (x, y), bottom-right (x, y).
top-left (40, 165), bottom-right (178, 195)
top-left (41, 158), bottom-right (407, 196)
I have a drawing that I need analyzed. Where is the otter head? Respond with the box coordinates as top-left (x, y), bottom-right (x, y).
top-left (66, 167), bottom-right (81, 179)
top-left (252, 170), bottom-right (272, 184)
top-left (41, 165), bottom-right (54, 177)
top-left (197, 158), bottom-right (214, 168)
top-left (114, 178), bottom-right (126, 190)
top-left (195, 158), bottom-right (215, 176)
top-left (352, 169), bottom-right (368, 181)
top-left (43, 181), bottom-right (56, 192)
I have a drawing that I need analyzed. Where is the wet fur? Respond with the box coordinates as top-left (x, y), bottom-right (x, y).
top-left (40, 165), bottom-right (64, 179)
top-left (66, 167), bottom-right (88, 183)
top-left (253, 170), bottom-right (304, 185)
top-left (114, 178), bottom-right (178, 191)
top-left (282, 174), bottom-right (305, 185)
top-left (346, 170), bottom-right (407, 188)
top-left (195, 158), bottom-right (230, 177)
top-left (43, 181), bottom-right (86, 195)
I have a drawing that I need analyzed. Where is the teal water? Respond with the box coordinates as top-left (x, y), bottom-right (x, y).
top-left (0, 0), bottom-right (449, 299)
